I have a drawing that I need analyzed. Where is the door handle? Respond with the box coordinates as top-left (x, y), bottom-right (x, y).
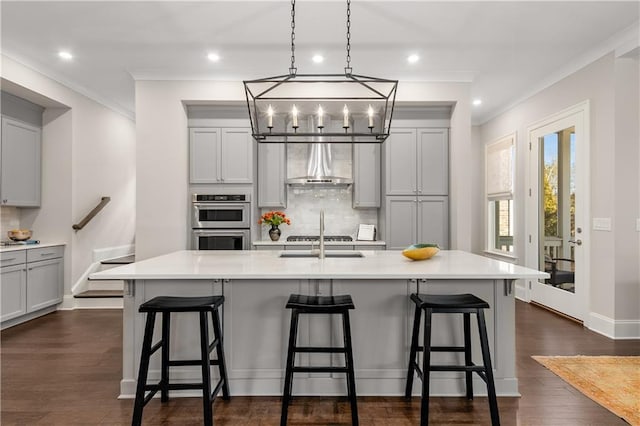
top-left (568, 239), bottom-right (582, 246)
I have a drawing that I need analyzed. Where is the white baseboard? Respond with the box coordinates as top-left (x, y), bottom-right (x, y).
top-left (88, 279), bottom-right (124, 291)
top-left (72, 297), bottom-right (123, 309)
top-left (587, 311), bottom-right (640, 339)
top-left (92, 244), bottom-right (134, 263)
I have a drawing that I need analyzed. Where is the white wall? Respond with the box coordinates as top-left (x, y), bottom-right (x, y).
top-left (613, 54), bottom-right (640, 324)
top-left (1, 55), bottom-right (136, 299)
top-left (478, 51), bottom-right (640, 336)
top-left (135, 80), bottom-right (472, 260)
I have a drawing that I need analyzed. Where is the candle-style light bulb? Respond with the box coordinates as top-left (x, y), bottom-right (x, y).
top-left (292, 105), bottom-right (298, 128)
top-left (267, 104), bottom-right (274, 129)
top-left (343, 104), bottom-right (349, 128)
top-left (317, 105), bottom-right (324, 128)
top-left (367, 105), bottom-right (374, 128)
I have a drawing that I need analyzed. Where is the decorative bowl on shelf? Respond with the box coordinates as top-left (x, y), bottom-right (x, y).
top-left (8, 229), bottom-right (32, 241)
top-left (402, 243), bottom-right (439, 260)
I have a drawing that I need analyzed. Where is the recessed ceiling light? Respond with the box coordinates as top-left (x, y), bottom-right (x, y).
top-left (207, 53), bottom-right (220, 62)
top-left (407, 54), bottom-right (419, 64)
top-left (58, 51), bottom-right (73, 60)
top-left (472, 99), bottom-right (483, 106)
top-left (312, 54), bottom-right (324, 64)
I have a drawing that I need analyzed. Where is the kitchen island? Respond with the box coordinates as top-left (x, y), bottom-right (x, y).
top-left (91, 250), bottom-right (546, 399)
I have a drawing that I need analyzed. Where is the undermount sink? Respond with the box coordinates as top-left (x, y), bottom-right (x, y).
top-left (279, 251), bottom-right (364, 258)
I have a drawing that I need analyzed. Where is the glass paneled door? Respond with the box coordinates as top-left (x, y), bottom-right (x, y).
top-left (527, 102), bottom-right (589, 321)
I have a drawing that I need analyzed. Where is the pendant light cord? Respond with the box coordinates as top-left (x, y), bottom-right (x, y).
top-left (289, 0), bottom-right (297, 76)
top-left (345, 0), bottom-right (352, 75)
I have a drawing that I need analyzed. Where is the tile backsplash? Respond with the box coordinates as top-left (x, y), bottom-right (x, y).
top-left (0, 207), bottom-right (20, 235)
top-left (259, 187), bottom-right (378, 240)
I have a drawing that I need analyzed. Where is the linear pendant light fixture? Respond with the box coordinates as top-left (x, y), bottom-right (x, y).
top-left (244, 0), bottom-right (398, 144)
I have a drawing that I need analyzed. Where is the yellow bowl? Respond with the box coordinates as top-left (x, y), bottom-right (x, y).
top-left (402, 243), bottom-right (440, 260)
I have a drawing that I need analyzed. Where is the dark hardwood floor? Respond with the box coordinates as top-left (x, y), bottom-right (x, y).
top-left (1, 302), bottom-right (638, 425)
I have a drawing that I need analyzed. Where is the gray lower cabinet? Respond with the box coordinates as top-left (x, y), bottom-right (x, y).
top-left (1, 263), bottom-right (27, 322)
top-left (1, 116), bottom-right (42, 207)
top-left (1, 246), bottom-right (64, 328)
top-left (386, 196), bottom-right (449, 249)
top-left (189, 127), bottom-right (253, 184)
top-left (26, 257), bottom-right (64, 312)
top-left (352, 143), bottom-right (380, 208)
top-left (257, 143), bottom-right (286, 208)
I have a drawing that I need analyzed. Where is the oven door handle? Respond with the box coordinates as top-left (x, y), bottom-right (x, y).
top-left (193, 202), bottom-right (250, 209)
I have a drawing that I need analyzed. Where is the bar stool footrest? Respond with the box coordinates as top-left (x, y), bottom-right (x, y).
top-left (292, 366), bottom-right (349, 373)
top-left (429, 364), bottom-right (485, 373)
top-left (293, 346), bottom-right (347, 353)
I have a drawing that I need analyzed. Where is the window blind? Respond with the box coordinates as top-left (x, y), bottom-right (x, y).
top-left (486, 135), bottom-right (514, 200)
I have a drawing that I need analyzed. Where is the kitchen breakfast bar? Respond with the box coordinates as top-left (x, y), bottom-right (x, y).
top-left (91, 250), bottom-right (546, 399)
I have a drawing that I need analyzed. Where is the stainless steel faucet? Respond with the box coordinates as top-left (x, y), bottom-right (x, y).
top-left (319, 209), bottom-right (325, 259)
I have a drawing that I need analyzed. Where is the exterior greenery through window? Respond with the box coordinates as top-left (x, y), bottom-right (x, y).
top-left (486, 134), bottom-right (515, 254)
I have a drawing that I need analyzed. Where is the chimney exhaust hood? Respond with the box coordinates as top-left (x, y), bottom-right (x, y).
top-left (286, 117), bottom-right (353, 187)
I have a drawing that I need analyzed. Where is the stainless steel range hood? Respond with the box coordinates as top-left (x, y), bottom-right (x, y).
top-left (286, 116), bottom-right (353, 187)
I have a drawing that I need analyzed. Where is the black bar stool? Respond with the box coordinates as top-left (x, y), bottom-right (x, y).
top-left (405, 293), bottom-right (500, 426)
top-left (131, 295), bottom-right (230, 426)
top-left (281, 294), bottom-right (358, 426)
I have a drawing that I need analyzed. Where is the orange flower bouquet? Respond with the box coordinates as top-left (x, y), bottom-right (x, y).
top-left (258, 211), bottom-right (291, 226)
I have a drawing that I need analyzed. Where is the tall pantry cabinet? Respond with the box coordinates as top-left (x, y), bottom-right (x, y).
top-left (384, 128), bottom-right (449, 249)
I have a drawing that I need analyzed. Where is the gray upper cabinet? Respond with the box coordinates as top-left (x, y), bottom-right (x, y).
top-left (220, 128), bottom-right (253, 184)
top-left (189, 127), bottom-right (253, 184)
top-left (385, 129), bottom-right (417, 195)
top-left (257, 143), bottom-right (287, 208)
top-left (385, 127), bottom-right (448, 196)
top-left (418, 129), bottom-right (449, 195)
top-left (1, 116), bottom-right (42, 207)
top-left (190, 128), bottom-right (220, 183)
top-left (352, 143), bottom-right (381, 208)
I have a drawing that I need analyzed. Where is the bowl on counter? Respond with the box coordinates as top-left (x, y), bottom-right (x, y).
top-left (8, 229), bottom-right (32, 241)
top-left (402, 243), bottom-right (439, 260)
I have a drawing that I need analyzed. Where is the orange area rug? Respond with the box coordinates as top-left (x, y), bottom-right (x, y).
top-left (532, 355), bottom-right (640, 426)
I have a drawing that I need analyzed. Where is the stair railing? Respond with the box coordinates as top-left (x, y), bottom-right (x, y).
top-left (72, 196), bottom-right (111, 231)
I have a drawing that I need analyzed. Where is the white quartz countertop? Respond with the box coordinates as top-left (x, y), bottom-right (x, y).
top-left (0, 242), bottom-right (66, 253)
top-left (253, 240), bottom-right (386, 246)
top-left (90, 250), bottom-right (548, 281)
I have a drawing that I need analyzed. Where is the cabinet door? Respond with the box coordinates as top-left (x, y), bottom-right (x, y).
top-left (353, 143), bottom-right (380, 208)
top-left (418, 128), bottom-right (449, 195)
top-left (257, 143), bottom-right (286, 207)
top-left (385, 129), bottom-right (417, 195)
top-left (26, 257), bottom-right (63, 312)
top-left (220, 128), bottom-right (253, 183)
top-left (1, 264), bottom-right (27, 322)
top-left (418, 196), bottom-right (449, 249)
top-left (1, 117), bottom-right (41, 206)
top-left (385, 196), bottom-right (418, 250)
top-left (189, 128), bottom-right (220, 183)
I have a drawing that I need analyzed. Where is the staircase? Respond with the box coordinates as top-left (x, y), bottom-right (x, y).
top-left (73, 254), bottom-right (134, 308)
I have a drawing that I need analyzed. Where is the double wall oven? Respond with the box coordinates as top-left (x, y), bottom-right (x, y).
top-left (191, 194), bottom-right (251, 250)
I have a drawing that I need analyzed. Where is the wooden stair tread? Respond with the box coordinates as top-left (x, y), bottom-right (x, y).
top-left (74, 290), bottom-right (123, 298)
top-left (101, 254), bottom-right (135, 265)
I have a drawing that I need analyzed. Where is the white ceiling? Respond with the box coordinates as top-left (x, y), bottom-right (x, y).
top-left (2, 1), bottom-right (638, 124)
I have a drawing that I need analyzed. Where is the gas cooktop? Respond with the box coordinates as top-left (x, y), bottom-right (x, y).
top-left (286, 235), bottom-right (353, 242)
